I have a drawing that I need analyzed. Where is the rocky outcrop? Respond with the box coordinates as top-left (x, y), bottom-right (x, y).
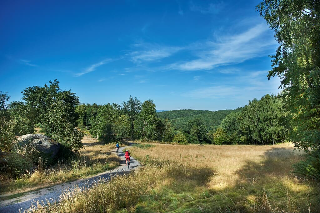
top-left (16, 134), bottom-right (60, 166)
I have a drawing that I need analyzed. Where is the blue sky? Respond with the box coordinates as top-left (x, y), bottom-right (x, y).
top-left (0, 0), bottom-right (280, 111)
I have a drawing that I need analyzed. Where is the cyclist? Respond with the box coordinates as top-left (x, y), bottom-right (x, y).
top-left (116, 143), bottom-right (120, 152)
top-left (124, 150), bottom-right (130, 168)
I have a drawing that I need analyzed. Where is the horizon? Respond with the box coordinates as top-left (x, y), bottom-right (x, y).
top-left (0, 0), bottom-right (281, 111)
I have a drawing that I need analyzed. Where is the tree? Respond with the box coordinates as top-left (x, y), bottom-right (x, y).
top-left (22, 80), bottom-right (83, 150)
top-left (257, 0), bottom-right (320, 178)
top-left (90, 103), bottom-right (121, 143)
top-left (9, 101), bottom-right (34, 136)
top-left (218, 95), bottom-right (288, 145)
top-left (135, 100), bottom-right (158, 141)
top-left (220, 111), bottom-right (242, 144)
top-left (185, 118), bottom-right (210, 144)
top-left (173, 131), bottom-right (188, 144)
top-left (122, 96), bottom-right (141, 140)
top-left (0, 92), bottom-right (15, 151)
top-left (114, 114), bottom-right (130, 140)
top-left (161, 119), bottom-right (175, 143)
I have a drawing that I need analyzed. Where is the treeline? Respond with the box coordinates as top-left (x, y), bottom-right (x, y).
top-left (75, 101), bottom-right (236, 144)
top-left (157, 95), bottom-right (289, 145)
top-left (75, 94), bottom-right (289, 145)
top-left (75, 97), bottom-right (174, 143)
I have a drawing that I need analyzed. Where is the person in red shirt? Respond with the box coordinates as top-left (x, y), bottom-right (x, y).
top-left (124, 150), bottom-right (130, 167)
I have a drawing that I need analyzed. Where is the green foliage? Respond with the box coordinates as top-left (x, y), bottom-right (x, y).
top-left (213, 127), bottom-right (230, 145)
top-left (135, 100), bottom-right (159, 141)
top-left (258, 0), bottom-right (320, 179)
top-left (22, 80), bottom-right (83, 151)
top-left (158, 109), bottom-right (235, 131)
top-left (161, 119), bottom-right (175, 143)
top-left (9, 101), bottom-right (34, 136)
top-left (158, 109), bottom-right (235, 144)
top-left (122, 96), bottom-right (141, 140)
top-left (89, 103), bottom-right (122, 143)
top-left (294, 151), bottom-right (320, 180)
top-left (0, 92), bottom-right (15, 151)
top-left (0, 151), bottom-right (33, 178)
top-left (173, 131), bottom-right (188, 144)
top-left (113, 114), bottom-right (130, 140)
top-left (185, 118), bottom-right (210, 144)
top-left (218, 95), bottom-right (289, 145)
top-left (83, 98), bottom-right (172, 144)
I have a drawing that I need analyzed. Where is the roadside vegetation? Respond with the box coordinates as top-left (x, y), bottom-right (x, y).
top-left (29, 143), bottom-right (320, 212)
top-left (0, 135), bottom-right (120, 195)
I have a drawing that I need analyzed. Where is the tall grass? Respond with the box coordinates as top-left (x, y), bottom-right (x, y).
top-left (29, 143), bottom-right (320, 212)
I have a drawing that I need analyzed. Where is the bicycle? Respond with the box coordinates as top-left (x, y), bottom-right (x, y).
top-left (126, 157), bottom-right (130, 169)
top-left (115, 143), bottom-right (120, 153)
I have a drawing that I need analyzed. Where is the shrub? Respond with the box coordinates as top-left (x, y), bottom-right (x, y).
top-left (0, 151), bottom-right (33, 178)
top-left (173, 132), bottom-right (188, 144)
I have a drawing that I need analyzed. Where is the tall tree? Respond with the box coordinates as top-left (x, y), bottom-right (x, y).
top-left (122, 96), bottom-right (141, 139)
top-left (135, 100), bottom-right (158, 141)
top-left (257, 0), bottom-right (320, 178)
top-left (90, 103), bottom-right (121, 143)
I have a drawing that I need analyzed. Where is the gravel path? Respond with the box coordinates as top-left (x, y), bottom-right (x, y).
top-left (0, 146), bottom-right (140, 213)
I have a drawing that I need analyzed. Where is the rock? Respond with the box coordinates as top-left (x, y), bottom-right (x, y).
top-left (16, 134), bottom-right (60, 166)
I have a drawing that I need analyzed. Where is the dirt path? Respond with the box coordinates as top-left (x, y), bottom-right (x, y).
top-left (0, 146), bottom-right (140, 213)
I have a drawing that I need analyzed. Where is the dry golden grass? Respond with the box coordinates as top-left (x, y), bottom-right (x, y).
top-left (130, 142), bottom-right (302, 190)
top-left (29, 142), bottom-right (320, 213)
top-left (127, 142), bottom-right (320, 212)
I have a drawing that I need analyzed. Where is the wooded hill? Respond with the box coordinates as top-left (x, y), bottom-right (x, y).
top-left (157, 109), bottom-right (236, 131)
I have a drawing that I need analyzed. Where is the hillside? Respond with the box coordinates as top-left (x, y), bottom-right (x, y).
top-left (157, 109), bottom-right (237, 130)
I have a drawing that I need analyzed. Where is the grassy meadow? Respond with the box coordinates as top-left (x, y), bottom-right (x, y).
top-left (0, 135), bottom-right (120, 196)
top-left (30, 142), bottom-right (320, 213)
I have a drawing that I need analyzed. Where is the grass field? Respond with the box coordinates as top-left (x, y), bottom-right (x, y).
top-left (0, 135), bottom-right (121, 196)
top-left (30, 142), bottom-right (320, 213)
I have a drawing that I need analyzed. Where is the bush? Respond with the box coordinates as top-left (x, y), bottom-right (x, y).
top-left (173, 132), bottom-right (188, 144)
top-left (294, 151), bottom-right (320, 180)
top-left (0, 151), bottom-right (33, 178)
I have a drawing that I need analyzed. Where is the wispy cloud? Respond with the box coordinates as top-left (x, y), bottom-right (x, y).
top-left (167, 23), bottom-right (276, 71)
top-left (76, 59), bottom-right (112, 77)
top-left (184, 71), bottom-right (281, 100)
top-left (20, 59), bottom-right (38, 67)
top-left (189, 1), bottom-right (224, 14)
top-left (193, 76), bottom-right (201, 81)
top-left (129, 45), bottom-right (182, 64)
